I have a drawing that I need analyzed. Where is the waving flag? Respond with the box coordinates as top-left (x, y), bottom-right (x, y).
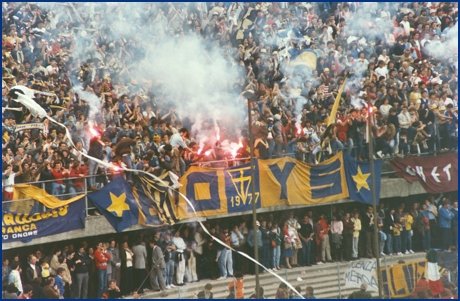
top-left (88, 174), bottom-right (178, 232)
top-left (426, 249), bottom-right (444, 296)
top-left (88, 176), bottom-right (141, 232)
top-left (343, 152), bottom-right (382, 205)
top-left (289, 48), bottom-right (317, 70)
top-left (235, 7), bottom-right (258, 40)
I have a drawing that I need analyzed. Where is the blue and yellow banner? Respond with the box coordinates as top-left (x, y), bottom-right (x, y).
top-left (178, 161), bottom-right (261, 219)
top-left (2, 198), bottom-right (86, 242)
top-left (380, 260), bottom-right (426, 298)
top-left (178, 152), bottom-right (357, 219)
top-left (259, 153), bottom-right (349, 207)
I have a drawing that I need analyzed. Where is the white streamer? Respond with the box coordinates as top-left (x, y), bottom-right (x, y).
top-left (12, 85), bottom-right (304, 299)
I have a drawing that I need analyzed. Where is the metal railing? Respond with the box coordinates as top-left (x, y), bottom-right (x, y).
top-left (2, 148), bottom-right (455, 216)
top-left (2, 173), bottom-right (109, 217)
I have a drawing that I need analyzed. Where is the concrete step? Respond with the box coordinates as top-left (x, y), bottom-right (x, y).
top-left (142, 252), bottom-right (425, 299)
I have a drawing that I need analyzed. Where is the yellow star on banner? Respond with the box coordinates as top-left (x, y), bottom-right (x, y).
top-left (352, 166), bottom-right (371, 192)
top-left (107, 192), bottom-right (129, 217)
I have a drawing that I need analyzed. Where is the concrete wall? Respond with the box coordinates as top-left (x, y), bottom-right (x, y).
top-left (2, 178), bottom-right (429, 250)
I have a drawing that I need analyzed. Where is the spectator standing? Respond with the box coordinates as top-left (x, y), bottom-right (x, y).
top-left (87, 135), bottom-right (104, 191)
top-left (217, 225), bottom-right (233, 280)
top-left (148, 240), bottom-right (168, 297)
top-left (49, 248), bottom-right (61, 277)
top-left (2, 258), bottom-right (11, 291)
top-left (228, 272), bottom-right (244, 299)
top-left (94, 242), bottom-right (111, 298)
top-left (119, 241), bottom-right (134, 296)
top-left (54, 267), bottom-right (65, 299)
top-left (384, 209), bottom-right (396, 255)
top-left (8, 262), bottom-right (23, 295)
top-left (259, 221), bottom-right (271, 270)
top-left (106, 239), bottom-right (121, 286)
top-left (319, 213), bottom-right (332, 263)
top-left (330, 214), bottom-right (344, 262)
top-left (418, 204), bottom-right (432, 251)
top-left (270, 221), bottom-right (282, 270)
top-left (194, 226), bottom-right (206, 281)
top-left (342, 213), bottom-right (355, 261)
top-left (439, 200), bottom-right (454, 250)
top-left (452, 201), bottom-right (458, 248)
top-left (299, 215), bottom-right (314, 267)
top-left (404, 210), bottom-right (415, 254)
top-left (247, 221), bottom-right (263, 274)
top-left (22, 255), bottom-right (41, 287)
top-left (351, 212), bottom-right (361, 260)
top-left (172, 229), bottom-right (187, 286)
top-left (362, 206), bottom-right (376, 258)
top-left (160, 233), bottom-right (176, 289)
top-left (230, 224), bottom-right (244, 273)
top-left (132, 237), bottom-right (147, 294)
top-left (282, 220), bottom-right (295, 269)
top-left (73, 245), bottom-right (90, 299)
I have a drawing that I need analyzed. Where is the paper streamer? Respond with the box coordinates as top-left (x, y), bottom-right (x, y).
top-left (12, 85), bottom-right (304, 299)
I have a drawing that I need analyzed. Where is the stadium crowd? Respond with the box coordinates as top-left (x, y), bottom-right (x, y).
top-left (1, 1), bottom-right (459, 299)
top-left (1, 196), bottom-right (458, 299)
top-left (2, 2), bottom-right (458, 195)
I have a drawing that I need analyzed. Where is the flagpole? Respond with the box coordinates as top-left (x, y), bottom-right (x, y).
top-left (368, 107), bottom-right (383, 298)
top-left (247, 97), bottom-right (260, 298)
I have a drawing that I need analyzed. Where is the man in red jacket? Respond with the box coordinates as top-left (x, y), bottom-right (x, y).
top-left (94, 242), bottom-right (111, 299)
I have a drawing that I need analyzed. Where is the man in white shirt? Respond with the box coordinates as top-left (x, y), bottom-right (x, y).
top-left (230, 225), bottom-right (244, 274)
top-left (400, 14), bottom-right (411, 35)
top-left (8, 261), bottom-right (23, 294)
top-left (172, 230), bottom-right (187, 286)
top-left (194, 226), bottom-right (206, 280)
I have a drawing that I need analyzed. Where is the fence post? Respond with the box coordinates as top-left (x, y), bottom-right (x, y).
top-left (84, 176), bottom-right (88, 217)
top-left (336, 260), bottom-right (341, 299)
top-left (383, 255), bottom-right (390, 299)
top-left (41, 182), bottom-right (46, 212)
top-left (285, 269), bottom-right (288, 281)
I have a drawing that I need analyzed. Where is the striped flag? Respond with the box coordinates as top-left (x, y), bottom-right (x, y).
top-left (317, 78), bottom-right (347, 162)
top-left (426, 249), bottom-right (444, 296)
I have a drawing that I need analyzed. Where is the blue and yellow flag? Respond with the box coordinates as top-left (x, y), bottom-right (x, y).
top-left (235, 7), bottom-right (258, 40)
top-left (88, 176), bottom-right (141, 232)
top-left (343, 152), bottom-right (382, 205)
top-left (289, 48), bottom-right (317, 70)
top-left (88, 174), bottom-right (177, 232)
top-left (136, 172), bottom-right (178, 226)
